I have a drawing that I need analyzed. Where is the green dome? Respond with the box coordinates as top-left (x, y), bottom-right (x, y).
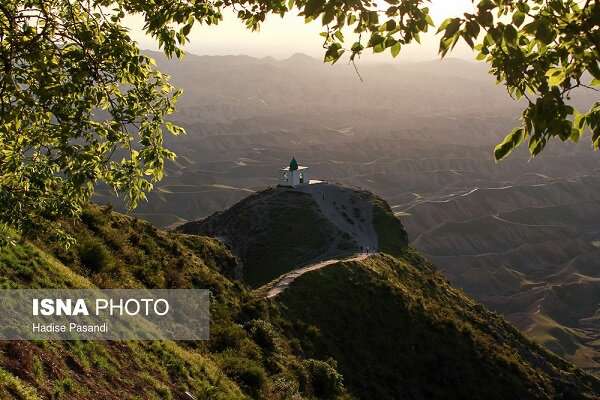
top-left (289, 157), bottom-right (299, 171)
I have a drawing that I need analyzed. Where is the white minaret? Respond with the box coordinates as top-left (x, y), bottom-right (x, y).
top-left (280, 157), bottom-right (309, 187)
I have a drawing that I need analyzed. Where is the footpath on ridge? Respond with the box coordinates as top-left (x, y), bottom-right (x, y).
top-left (262, 253), bottom-right (370, 299)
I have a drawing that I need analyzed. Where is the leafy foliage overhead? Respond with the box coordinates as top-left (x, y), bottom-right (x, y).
top-left (433, 0), bottom-right (599, 161)
top-left (0, 0), bottom-right (598, 243)
top-left (0, 0), bottom-right (185, 243)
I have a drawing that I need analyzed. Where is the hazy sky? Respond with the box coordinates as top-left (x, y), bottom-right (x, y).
top-left (127, 0), bottom-right (475, 62)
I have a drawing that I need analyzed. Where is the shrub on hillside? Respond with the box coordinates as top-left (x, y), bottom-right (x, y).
top-left (210, 323), bottom-right (247, 352)
top-left (271, 374), bottom-right (301, 399)
top-left (371, 197), bottom-right (409, 256)
top-left (303, 359), bottom-right (344, 399)
top-left (219, 353), bottom-right (267, 397)
top-left (78, 238), bottom-right (114, 273)
top-left (247, 319), bottom-right (278, 353)
top-left (80, 208), bottom-right (105, 232)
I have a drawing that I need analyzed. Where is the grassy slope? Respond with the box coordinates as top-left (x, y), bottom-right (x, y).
top-left (272, 251), bottom-right (600, 400)
top-left (0, 206), bottom-right (349, 400)
top-left (0, 239), bottom-right (244, 400)
top-left (370, 195), bottom-right (409, 256)
top-left (179, 187), bottom-right (352, 287)
top-left (2, 201), bottom-right (599, 400)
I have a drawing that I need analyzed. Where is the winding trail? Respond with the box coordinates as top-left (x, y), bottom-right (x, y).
top-left (264, 253), bottom-right (369, 299)
top-left (259, 183), bottom-right (378, 299)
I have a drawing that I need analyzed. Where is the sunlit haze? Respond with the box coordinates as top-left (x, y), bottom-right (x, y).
top-left (126, 0), bottom-right (475, 61)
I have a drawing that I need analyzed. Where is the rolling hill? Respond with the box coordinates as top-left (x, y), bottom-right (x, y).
top-left (177, 183), bottom-right (407, 287)
top-left (92, 52), bottom-right (600, 374)
top-left (2, 186), bottom-right (599, 399)
top-left (401, 175), bottom-right (600, 374)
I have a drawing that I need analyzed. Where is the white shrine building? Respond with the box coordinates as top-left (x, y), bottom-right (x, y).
top-left (280, 157), bottom-right (309, 187)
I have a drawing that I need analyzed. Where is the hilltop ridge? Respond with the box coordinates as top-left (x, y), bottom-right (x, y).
top-left (178, 183), bottom-right (408, 286)
top-left (270, 252), bottom-right (600, 399)
top-left (176, 183), bottom-right (600, 398)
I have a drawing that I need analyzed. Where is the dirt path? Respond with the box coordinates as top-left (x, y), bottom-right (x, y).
top-left (264, 253), bottom-right (369, 299)
top-left (298, 183), bottom-right (378, 252)
top-left (260, 183), bottom-right (378, 299)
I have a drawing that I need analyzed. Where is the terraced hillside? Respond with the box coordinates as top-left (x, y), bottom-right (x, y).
top-left (400, 175), bottom-right (600, 374)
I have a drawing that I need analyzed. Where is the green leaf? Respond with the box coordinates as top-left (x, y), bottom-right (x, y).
top-left (351, 42), bottom-right (363, 53)
top-left (477, 11), bottom-right (493, 27)
top-left (322, 9), bottom-right (335, 25)
top-left (494, 128), bottom-right (525, 161)
top-left (182, 23), bottom-right (193, 36)
top-left (535, 20), bottom-right (554, 44)
top-left (545, 67), bottom-right (566, 87)
top-left (324, 42), bottom-right (344, 63)
top-left (368, 33), bottom-right (385, 47)
top-left (477, 0), bottom-right (495, 11)
top-left (444, 19), bottom-right (461, 38)
top-left (529, 137), bottom-right (546, 156)
top-left (570, 110), bottom-right (586, 143)
top-left (593, 130), bottom-right (600, 150)
top-left (303, 0), bottom-right (324, 18)
top-left (436, 18), bottom-right (453, 34)
top-left (589, 62), bottom-right (600, 79)
top-left (503, 25), bottom-right (518, 46)
top-left (368, 11), bottom-right (379, 25)
top-left (512, 11), bottom-right (525, 27)
top-left (465, 21), bottom-right (480, 39)
top-left (391, 42), bottom-right (401, 57)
